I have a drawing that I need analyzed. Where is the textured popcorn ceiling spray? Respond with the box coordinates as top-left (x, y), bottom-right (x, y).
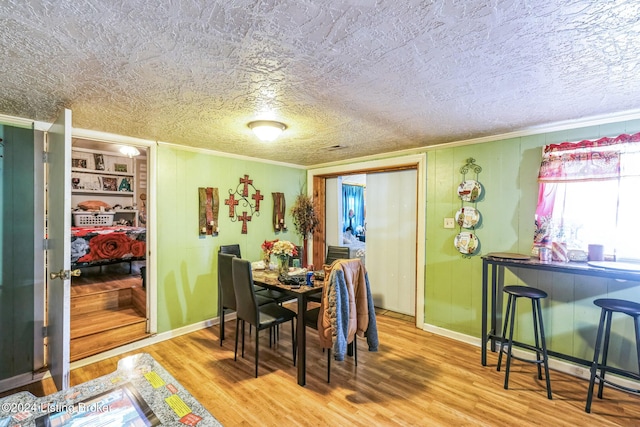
top-left (0, 1), bottom-right (639, 165)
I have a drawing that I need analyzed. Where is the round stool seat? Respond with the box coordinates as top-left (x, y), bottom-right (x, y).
top-left (504, 285), bottom-right (548, 300)
top-left (594, 298), bottom-right (640, 316)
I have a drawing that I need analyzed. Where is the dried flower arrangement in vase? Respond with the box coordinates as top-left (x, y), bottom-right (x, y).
top-left (290, 193), bottom-right (319, 267)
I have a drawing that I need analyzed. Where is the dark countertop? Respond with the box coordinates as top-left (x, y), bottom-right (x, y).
top-left (483, 254), bottom-right (640, 282)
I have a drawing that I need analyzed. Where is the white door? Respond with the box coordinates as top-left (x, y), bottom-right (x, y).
top-left (46, 108), bottom-right (72, 390)
top-left (366, 169), bottom-right (417, 315)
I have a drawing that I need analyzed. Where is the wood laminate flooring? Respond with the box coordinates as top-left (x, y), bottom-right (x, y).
top-left (3, 309), bottom-right (639, 426)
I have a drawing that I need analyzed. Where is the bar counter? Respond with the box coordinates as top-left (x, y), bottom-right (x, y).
top-left (481, 254), bottom-right (640, 366)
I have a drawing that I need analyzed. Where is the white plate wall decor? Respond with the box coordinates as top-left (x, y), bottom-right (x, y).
top-left (454, 232), bottom-right (479, 255)
top-left (457, 180), bottom-right (482, 202)
top-left (456, 207), bottom-right (480, 229)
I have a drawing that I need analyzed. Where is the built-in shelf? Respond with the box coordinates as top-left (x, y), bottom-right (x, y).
top-left (72, 189), bottom-right (134, 196)
top-left (71, 167), bottom-right (133, 177)
top-left (71, 146), bottom-right (139, 226)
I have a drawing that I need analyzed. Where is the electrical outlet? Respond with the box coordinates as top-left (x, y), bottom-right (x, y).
top-left (444, 217), bottom-right (455, 229)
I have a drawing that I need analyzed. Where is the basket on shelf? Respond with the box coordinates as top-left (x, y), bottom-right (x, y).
top-left (72, 211), bottom-right (115, 227)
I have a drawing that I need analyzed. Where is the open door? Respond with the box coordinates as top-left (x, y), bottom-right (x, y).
top-left (46, 108), bottom-right (73, 390)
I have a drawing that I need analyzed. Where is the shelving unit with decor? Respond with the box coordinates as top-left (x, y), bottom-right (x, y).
top-left (71, 147), bottom-right (138, 226)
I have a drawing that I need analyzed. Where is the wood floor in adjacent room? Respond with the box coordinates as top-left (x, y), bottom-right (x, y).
top-left (4, 309), bottom-right (639, 426)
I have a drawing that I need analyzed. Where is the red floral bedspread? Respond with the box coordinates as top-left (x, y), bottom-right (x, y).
top-left (71, 226), bottom-right (146, 268)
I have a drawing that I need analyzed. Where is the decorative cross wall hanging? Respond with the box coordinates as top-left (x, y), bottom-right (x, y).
top-left (225, 174), bottom-right (263, 234)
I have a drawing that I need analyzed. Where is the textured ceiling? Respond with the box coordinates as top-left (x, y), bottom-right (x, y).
top-left (1, 1), bottom-right (640, 166)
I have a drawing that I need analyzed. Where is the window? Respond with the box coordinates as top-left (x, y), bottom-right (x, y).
top-left (534, 132), bottom-right (640, 261)
top-left (342, 183), bottom-right (365, 233)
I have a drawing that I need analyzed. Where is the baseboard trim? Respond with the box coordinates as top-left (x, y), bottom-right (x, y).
top-left (0, 371), bottom-right (47, 394)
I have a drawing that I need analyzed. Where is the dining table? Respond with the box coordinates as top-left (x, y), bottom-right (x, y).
top-left (252, 268), bottom-right (323, 386)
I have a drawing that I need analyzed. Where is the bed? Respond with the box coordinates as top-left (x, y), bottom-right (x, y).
top-left (342, 232), bottom-right (366, 264)
top-left (71, 226), bottom-right (146, 270)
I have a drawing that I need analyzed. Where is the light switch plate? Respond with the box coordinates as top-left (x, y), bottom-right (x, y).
top-left (444, 218), bottom-right (455, 228)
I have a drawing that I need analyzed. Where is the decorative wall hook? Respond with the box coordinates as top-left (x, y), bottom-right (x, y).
top-left (460, 157), bottom-right (482, 177)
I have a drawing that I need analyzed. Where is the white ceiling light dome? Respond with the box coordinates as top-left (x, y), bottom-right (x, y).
top-left (248, 120), bottom-right (287, 142)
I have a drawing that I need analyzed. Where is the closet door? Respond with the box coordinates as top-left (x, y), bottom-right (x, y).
top-left (366, 169), bottom-right (417, 315)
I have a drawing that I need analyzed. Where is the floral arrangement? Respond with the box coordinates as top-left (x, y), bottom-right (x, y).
top-left (261, 239), bottom-right (298, 259)
top-left (262, 239), bottom-right (298, 273)
top-left (261, 239), bottom-right (276, 258)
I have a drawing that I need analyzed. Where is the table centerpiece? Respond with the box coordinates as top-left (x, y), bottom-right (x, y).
top-left (262, 239), bottom-right (298, 275)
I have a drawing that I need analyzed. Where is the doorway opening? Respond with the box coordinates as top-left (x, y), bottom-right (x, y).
top-left (69, 138), bottom-right (149, 361)
top-left (308, 154), bottom-right (426, 327)
top-left (326, 174), bottom-right (367, 265)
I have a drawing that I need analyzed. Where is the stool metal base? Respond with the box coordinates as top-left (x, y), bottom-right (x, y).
top-left (497, 285), bottom-right (552, 400)
top-left (585, 298), bottom-right (640, 413)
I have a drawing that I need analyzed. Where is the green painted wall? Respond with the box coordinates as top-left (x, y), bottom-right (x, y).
top-left (2, 116), bottom-right (639, 382)
top-left (0, 125), bottom-right (35, 380)
top-left (155, 146), bottom-right (306, 333)
top-left (424, 119), bottom-right (640, 371)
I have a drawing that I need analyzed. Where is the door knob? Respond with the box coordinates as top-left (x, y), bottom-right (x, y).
top-left (50, 269), bottom-right (81, 280)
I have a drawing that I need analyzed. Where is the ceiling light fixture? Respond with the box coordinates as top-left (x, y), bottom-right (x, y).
top-left (248, 120), bottom-right (287, 142)
top-left (119, 145), bottom-right (140, 158)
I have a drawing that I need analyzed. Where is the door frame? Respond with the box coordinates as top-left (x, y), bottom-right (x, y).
top-left (72, 128), bottom-right (158, 334)
top-left (33, 129), bottom-right (46, 373)
top-left (46, 108), bottom-right (73, 390)
top-left (307, 154), bottom-right (426, 328)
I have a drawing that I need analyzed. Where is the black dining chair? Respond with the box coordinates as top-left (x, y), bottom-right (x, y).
top-left (218, 253), bottom-right (273, 346)
top-left (325, 245), bottom-right (350, 265)
top-left (232, 257), bottom-right (297, 378)
top-left (217, 244), bottom-right (289, 340)
top-left (219, 244), bottom-right (242, 258)
top-left (305, 308), bottom-right (358, 383)
top-left (217, 242), bottom-right (289, 303)
top-left (219, 244), bottom-right (268, 293)
top-left (305, 262), bottom-right (359, 383)
top-left (308, 245), bottom-right (351, 303)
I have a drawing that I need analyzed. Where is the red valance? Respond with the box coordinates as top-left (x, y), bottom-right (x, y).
top-left (538, 131), bottom-right (640, 182)
top-left (543, 132), bottom-right (640, 155)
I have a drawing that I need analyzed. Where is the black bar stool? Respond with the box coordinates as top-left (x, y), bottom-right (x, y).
top-left (497, 285), bottom-right (552, 399)
top-left (585, 298), bottom-right (640, 413)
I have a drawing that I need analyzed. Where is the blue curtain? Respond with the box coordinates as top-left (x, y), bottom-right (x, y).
top-left (342, 184), bottom-right (365, 232)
